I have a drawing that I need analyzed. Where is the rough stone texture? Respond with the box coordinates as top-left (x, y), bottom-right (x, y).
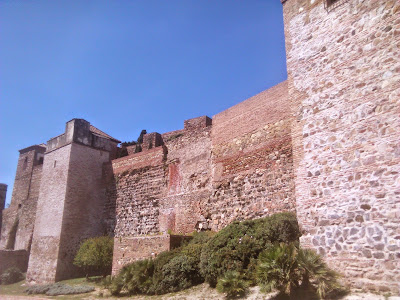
top-left (26, 144), bottom-right (72, 284)
top-left (283, 0), bottom-right (400, 294)
top-left (111, 86), bottom-right (296, 273)
top-left (112, 235), bottom-right (170, 275)
top-left (0, 250), bottom-right (29, 274)
top-left (0, 146), bottom-right (45, 251)
top-left (210, 82), bottom-right (296, 230)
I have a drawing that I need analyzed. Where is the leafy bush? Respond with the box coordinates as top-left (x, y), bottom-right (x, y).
top-left (110, 231), bottom-right (214, 296)
top-left (200, 212), bottom-right (300, 287)
top-left (216, 271), bottom-right (249, 299)
top-left (25, 283), bottom-right (95, 296)
top-left (154, 254), bottom-right (203, 294)
top-left (297, 248), bottom-right (341, 299)
top-left (0, 267), bottom-right (24, 285)
top-left (257, 243), bottom-right (300, 295)
top-left (257, 243), bottom-right (341, 299)
top-left (110, 259), bottom-right (154, 296)
top-left (109, 213), bottom-right (301, 295)
top-left (73, 236), bottom-right (113, 277)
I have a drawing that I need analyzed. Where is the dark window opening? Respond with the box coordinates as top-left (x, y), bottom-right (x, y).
top-left (325, 0), bottom-right (349, 11)
top-left (22, 157), bottom-right (28, 170)
top-left (38, 157), bottom-right (44, 164)
top-left (326, 0), bottom-right (339, 6)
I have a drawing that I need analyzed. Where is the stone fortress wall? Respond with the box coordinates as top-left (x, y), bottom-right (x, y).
top-left (0, 0), bottom-right (398, 294)
top-left (282, 0), bottom-right (400, 293)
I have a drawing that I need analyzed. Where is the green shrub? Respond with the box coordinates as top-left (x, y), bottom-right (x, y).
top-left (1, 267), bottom-right (24, 285)
top-left (73, 236), bottom-right (113, 277)
top-left (200, 212), bottom-right (300, 287)
top-left (151, 232), bottom-right (213, 294)
top-left (297, 248), bottom-right (341, 299)
top-left (110, 259), bottom-right (154, 295)
top-left (25, 283), bottom-right (95, 296)
top-left (257, 243), bottom-right (300, 295)
top-left (110, 231), bottom-right (214, 296)
top-left (216, 271), bottom-right (249, 299)
top-left (257, 243), bottom-right (341, 299)
top-left (154, 254), bottom-right (203, 294)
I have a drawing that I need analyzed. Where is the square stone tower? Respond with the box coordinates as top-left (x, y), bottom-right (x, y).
top-left (26, 119), bottom-right (120, 284)
top-left (282, 0), bottom-right (400, 293)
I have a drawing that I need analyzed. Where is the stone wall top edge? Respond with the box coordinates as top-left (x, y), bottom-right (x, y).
top-left (112, 145), bottom-right (166, 164)
top-left (0, 183), bottom-right (7, 189)
top-left (46, 137), bottom-right (116, 155)
top-left (212, 80), bottom-right (288, 121)
top-left (19, 145), bottom-right (47, 154)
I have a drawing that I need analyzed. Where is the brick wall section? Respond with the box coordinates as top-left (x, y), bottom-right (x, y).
top-left (210, 82), bottom-right (296, 231)
top-left (112, 120), bottom-right (213, 274)
top-left (111, 147), bottom-right (167, 273)
top-left (283, 0), bottom-right (400, 293)
top-left (0, 250), bottom-right (29, 274)
top-left (111, 91), bottom-right (296, 274)
top-left (160, 122), bottom-right (212, 234)
top-left (112, 235), bottom-right (170, 275)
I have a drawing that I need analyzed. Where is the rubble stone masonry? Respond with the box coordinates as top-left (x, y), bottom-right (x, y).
top-left (210, 82), bottom-right (296, 230)
top-left (283, 0), bottom-right (400, 293)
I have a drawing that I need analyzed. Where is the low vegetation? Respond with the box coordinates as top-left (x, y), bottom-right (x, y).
top-left (110, 231), bottom-right (214, 296)
top-left (200, 212), bottom-right (301, 287)
top-left (216, 271), bottom-right (249, 298)
top-left (107, 212), bottom-right (340, 299)
top-left (257, 243), bottom-right (342, 298)
top-left (0, 267), bottom-right (24, 285)
top-left (73, 235), bottom-right (114, 278)
top-left (0, 213), bottom-right (341, 299)
top-left (25, 282), bottom-right (95, 296)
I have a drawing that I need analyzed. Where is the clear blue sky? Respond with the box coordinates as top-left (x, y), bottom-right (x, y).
top-left (0, 0), bottom-right (287, 205)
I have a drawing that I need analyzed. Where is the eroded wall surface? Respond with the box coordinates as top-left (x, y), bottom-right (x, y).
top-left (26, 144), bottom-right (72, 284)
top-left (111, 86), bottom-right (296, 274)
top-left (0, 146), bottom-right (45, 251)
top-left (283, 0), bottom-right (400, 293)
top-left (56, 143), bottom-right (111, 281)
top-left (210, 81), bottom-right (296, 230)
top-left (111, 119), bottom-right (214, 274)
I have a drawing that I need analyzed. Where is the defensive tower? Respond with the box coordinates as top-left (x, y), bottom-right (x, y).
top-left (26, 119), bottom-right (120, 284)
top-left (282, 0), bottom-right (400, 292)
